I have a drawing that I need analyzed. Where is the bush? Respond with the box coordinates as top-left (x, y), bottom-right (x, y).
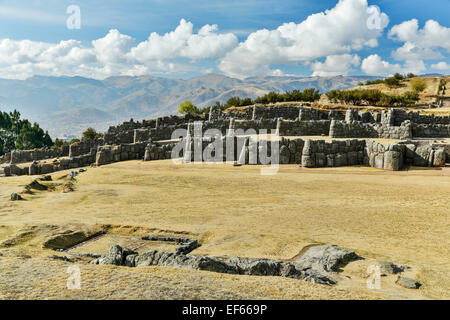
top-left (393, 73), bottom-right (405, 81)
top-left (325, 89), bottom-right (419, 107)
top-left (365, 79), bottom-right (385, 85)
top-left (178, 100), bottom-right (200, 115)
top-left (82, 127), bottom-right (102, 141)
top-left (384, 77), bottom-right (401, 87)
top-left (410, 78), bottom-right (426, 93)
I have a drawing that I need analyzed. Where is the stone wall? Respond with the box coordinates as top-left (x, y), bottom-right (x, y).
top-left (9, 146), bottom-right (69, 165)
top-left (222, 105), bottom-right (337, 121)
top-left (366, 140), bottom-right (446, 170)
top-left (227, 104), bottom-right (302, 120)
top-left (329, 120), bottom-right (378, 138)
top-left (392, 109), bottom-right (450, 126)
top-left (377, 121), bottom-right (412, 140)
top-left (329, 120), bottom-right (412, 140)
top-left (3, 149), bottom-right (97, 177)
top-left (411, 124), bottom-right (450, 138)
top-left (280, 120), bottom-right (331, 136)
top-left (301, 139), bottom-right (366, 168)
top-left (96, 143), bottom-right (147, 166)
top-left (431, 143), bottom-right (450, 162)
top-left (69, 139), bottom-right (104, 158)
top-left (366, 140), bottom-right (405, 170)
top-left (399, 142), bottom-right (447, 167)
top-left (179, 135), bottom-right (300, 166)
top-left (104, 115), bottom-right (204, 145)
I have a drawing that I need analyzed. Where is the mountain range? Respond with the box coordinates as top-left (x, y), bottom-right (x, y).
top-left (0, 74), bottom-right (380, 138)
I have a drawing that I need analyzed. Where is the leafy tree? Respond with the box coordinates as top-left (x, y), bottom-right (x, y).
top-left (407, 73), bottom-right (416, 79)
top-left (384, 77), bottom-right (401, 88)
top-left (178, 100), bottom-right (200, 115)
top-left (54, 138), bottom-right (65, 148)
top-left (82, 127), bottom-right (102, 141)
top-left (393, 73), bottom-right (405, 81)
top-left (0, 109), bottom-right (53, 155)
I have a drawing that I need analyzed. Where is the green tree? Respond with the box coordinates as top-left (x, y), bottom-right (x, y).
top-left (178, 100), bottom-right (200, 115)
top-left (384, 77), bottom-right (401, 88)
top-left (82, 127), bottom-right (102, 141)
top-left (54, 138), bottom-right (65, 148)
top-left (393, 73), bottom-right (405, 81)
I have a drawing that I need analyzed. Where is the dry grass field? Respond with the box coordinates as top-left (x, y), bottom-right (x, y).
top-left (0, 160), bottom-right (449, 300)
top-left (316, 76), bottom-right (450, 113)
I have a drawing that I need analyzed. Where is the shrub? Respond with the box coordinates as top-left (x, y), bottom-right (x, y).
top-left (410, 78), bottom-right (427, 93)
top-left (82, 127), bottom-right (102, 141)
top-left (384, 77), bottom-right (401, 87)
top-left (325, 89), bottom-right (418, 107)
top-left (178, 100), bottom-right (200, 115)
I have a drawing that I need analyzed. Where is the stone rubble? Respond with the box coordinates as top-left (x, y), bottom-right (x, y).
top-left (89, 243), bottom-right (364, 286)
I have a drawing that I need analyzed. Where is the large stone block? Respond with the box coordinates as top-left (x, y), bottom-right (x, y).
top-left (279, 145), bottom-right (290, 164)
top-left (29, 162), bottom-right (39, 176)
top-left (301, 155), bottom-right (315, 168)
top-left (433, 149), bottom-right (446, 167)
top-left (383, 151), bottom-right (402, 171)
top-left (375, 154), bottom-right (384, 169)
top-left (347, 151), bottom-right (358, 166)
top-left (40, 163), bottom-right (54, 174)
top-left (335, 153), bottom-right (348, 167)
top-left (315, 153), bottom-right (326, 167)
top-left (413, 146), bottom-right (430, 167)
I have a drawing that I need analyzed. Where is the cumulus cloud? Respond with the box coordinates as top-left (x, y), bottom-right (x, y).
top-left (311, 54), bottom-right (360, 76)
top-left (0, 19), bottom-right (238, 79)
top-left (361, 54), bottom-right (425, 76)
top-left (92, 29), bottom-right (134, 65)
top-left (431, 61), bottom-right (450, 71)
top-left (218, 0), bottom-right (389, 78)
top-left (1, 2), bottom-right (448, 80)
top-left (128, 19), bottom-right (238, 62)
top-left (389, 19), bottom-right (450, 61)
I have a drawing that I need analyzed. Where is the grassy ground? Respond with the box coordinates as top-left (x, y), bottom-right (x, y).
top-left (0, 160), bottom-right (449, 299)
top-left (317, 76), bottom-right (450, 113)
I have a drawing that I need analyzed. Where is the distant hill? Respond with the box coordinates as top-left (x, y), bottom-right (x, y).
top-left (0, 74), bottom-right (381, 137)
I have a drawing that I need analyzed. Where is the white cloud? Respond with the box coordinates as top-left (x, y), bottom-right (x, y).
top-left (361, 54), bottom-right (425, 76)
top-left (93, 29), bottom-right (134, 65)
top-left (0, 19), bottom-right (238, 79)
top-left (311, 54), bottom-right (360, 76)
top-left (431, 61), bottom-right (450, 71)
top-left (218, 0), bottom-right (389, 78)
top-left (389, 19), bottom-right (450, 61)
top-left (128, 19), bottom-right (238, 61)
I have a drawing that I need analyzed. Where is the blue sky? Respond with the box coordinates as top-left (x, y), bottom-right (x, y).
top-left (0, 0), bottom-right (448, 79)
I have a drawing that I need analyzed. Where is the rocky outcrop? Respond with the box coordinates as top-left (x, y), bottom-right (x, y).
top-left (10, 193), bottom-right (23, 201)
top-left (93, 245), bottom-right (138, 266)
top-left (90, 244), bottom-right (363, 285)
top-left (293, 245), bottom-right (361, 273)
top-left (376, 261), bottom-right (410, 274)
top-left (396, 276), bottom-right (422, 289)
top-left (175, 240), bottom-right (200, 255)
